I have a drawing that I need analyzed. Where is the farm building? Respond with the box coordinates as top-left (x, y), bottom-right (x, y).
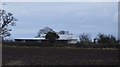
top-left (14, 34), bottom-right (78, 44)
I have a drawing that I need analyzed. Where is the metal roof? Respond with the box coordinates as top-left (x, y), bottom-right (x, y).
top-left (14, 34), bottom-right (77, 40)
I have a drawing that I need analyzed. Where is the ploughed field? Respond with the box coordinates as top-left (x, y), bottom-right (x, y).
top-left (2, 47), bottom-right (118, 65)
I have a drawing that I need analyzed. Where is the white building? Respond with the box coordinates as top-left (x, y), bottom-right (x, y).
top-left (14, 34), bottom-right (78, 44)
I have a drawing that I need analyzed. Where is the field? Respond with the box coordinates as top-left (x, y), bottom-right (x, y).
top-left (2, 46), bottom-right (118, 65)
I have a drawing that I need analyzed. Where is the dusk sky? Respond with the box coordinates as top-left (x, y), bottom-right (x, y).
top-left (3, 2), bottom-right (118, 39)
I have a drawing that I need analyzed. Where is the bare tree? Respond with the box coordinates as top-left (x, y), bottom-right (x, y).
top-left (35, 27), bottom-right (54, 38)
top-left (79, 33), bottom-right (92, 45)
top-left (58, 30), bottom-right (72, 35)
top-left (0, 10), bottom-right (17, 38)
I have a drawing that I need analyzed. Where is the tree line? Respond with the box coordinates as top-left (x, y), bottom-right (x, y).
top-left (35, 27), bottom-right (119, 45)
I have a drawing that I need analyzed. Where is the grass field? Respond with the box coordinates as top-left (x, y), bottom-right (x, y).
top-left (2, 47), bottom-right (118, 65)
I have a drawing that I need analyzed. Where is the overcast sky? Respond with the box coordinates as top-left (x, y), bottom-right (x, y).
top-left (2, 0), bottom-right (119, 2)
top-left (3, 2), bottom-right (118, 39)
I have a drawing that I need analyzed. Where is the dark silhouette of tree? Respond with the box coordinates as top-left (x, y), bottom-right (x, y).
top-left (97, 33), bottom-right (117, 45)
top-left (79, 33), bottom-right (92, 45)
top-left (35, 27), bottom-right (54, 38)
top-left (58, 30), bottom-right (73, 35)
top-left (0, 10), bottom-right (17, 38)
top-left (45, 32), bottom-right (59, 47)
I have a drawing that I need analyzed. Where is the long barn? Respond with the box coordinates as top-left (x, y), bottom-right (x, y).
top-left (14, 35), bottom-right (78, 44)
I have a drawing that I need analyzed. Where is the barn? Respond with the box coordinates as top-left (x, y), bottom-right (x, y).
top-left (14, 34), bottom-right (78, 44)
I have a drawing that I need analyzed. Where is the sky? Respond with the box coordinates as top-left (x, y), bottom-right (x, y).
top-left (2, 2), bottom-right (118, 39)
top-left (1, 0), bottom-right (119, 2)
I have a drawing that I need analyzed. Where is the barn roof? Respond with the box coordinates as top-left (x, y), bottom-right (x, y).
top-left (14, 34), bottom-right (78, 40)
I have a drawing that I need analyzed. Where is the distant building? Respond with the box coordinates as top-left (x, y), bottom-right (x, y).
top-left (14, 34), bottom-right (78, 44)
